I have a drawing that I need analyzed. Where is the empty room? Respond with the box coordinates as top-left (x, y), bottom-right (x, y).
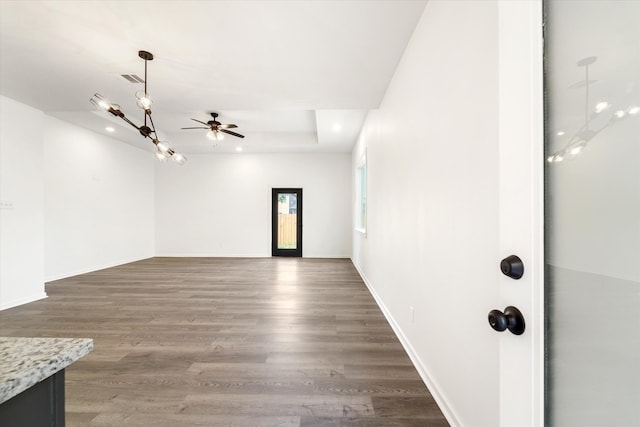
top-left (1, 1), bottom-right (638, 426)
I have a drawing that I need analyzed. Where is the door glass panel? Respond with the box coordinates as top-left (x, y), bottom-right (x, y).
top-left (277, 193), bottom-right (297, 249)
top-left (545, 1), bottom-right (640, 426)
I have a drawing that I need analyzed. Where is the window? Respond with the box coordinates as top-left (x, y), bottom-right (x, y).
top-left (356, 151), bottom-right (367, 234)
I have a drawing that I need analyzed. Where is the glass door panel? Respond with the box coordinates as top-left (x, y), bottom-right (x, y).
top-left (272, 188), bottom-right (302, 257)
top-left (544, 1), bottom-right (640, 426)
top-left (277, 193), bottom-right (297, 249)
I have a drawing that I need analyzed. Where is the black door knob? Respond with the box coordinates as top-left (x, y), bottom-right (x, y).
top-left (500, 255), bottom-right (524, 279)
top-left (488, 306), bottom-right (525, 335)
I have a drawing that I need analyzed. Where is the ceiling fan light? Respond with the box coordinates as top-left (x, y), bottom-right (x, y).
top-left (207, 130), bottom-right (224, 141)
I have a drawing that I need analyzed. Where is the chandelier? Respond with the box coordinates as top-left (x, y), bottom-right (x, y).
top-left (90, 50), bottom-right (186, 164)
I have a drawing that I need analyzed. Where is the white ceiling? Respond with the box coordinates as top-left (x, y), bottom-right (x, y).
top-left (0, 0), bottom-right (427, 155)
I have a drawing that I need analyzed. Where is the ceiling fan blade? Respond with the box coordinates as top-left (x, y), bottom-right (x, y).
top-left (181, 126), bottom-right (209, 130)
top-left (218, 124), bottom-right (238, 129)
top-left (190, 118), bottom-right (209, 126)
top-left (220, 129), bottom-right (245, 138)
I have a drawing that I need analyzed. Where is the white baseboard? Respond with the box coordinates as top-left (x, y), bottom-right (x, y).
top-left (0, 291), bottom-right (48, 311)
top-left (350, 259), bottom-right (461, 427)
top-left (302, 254), bottom-right (351, 259)
top-left (153, 253), bottom-right (269, 258)
top-left (154, 254), bottom-right (351, 259)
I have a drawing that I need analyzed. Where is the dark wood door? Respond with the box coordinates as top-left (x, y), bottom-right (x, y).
top-left (272, 188), bottom-right (302, 257)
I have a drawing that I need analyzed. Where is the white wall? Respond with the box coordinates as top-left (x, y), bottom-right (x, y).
top-left (44, 116), bottom-right (155, 281)
top-left (351, 2), bottom-right (500, 426)
top-left (0, 95), bottom-right (47, 309)
top-left (155, 153), bottom-right (351, 258)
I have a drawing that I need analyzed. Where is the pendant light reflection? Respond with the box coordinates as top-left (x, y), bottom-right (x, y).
top-left (547, 57), bottom-right (639, 165)
top-left (594, 101), bottom-right (610, 114)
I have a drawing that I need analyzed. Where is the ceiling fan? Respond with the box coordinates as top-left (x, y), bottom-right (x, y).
top-left (181, 112), bottom-right (245, 142)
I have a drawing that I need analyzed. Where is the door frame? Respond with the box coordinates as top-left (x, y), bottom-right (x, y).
top-left (497, 1), bottom-right (544, 426)
top-left (271, 188), bottom-right (303, 257)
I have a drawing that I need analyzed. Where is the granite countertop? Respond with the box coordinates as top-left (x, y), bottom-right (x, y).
top-left (0, 337), bottom-right (93, 404)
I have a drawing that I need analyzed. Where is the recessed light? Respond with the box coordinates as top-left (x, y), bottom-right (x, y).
top-left (236, 146), bottom-right (243, 152)
top-left (105, 126), bottom-right (115, 132)
top-left (332, 123), bottom-right (342, 132)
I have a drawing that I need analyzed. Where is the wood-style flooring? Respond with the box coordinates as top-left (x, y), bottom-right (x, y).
top-left (0, 257), bottom-right (448, 427)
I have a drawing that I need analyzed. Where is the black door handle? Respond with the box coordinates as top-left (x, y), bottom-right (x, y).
top-left (488, 306), bottom-right (525, 335)
top-left (500, 255), bottom-right (524, 279)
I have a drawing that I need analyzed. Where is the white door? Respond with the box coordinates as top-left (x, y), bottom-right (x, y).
top-left (497, 2), bottom-right (544, 426)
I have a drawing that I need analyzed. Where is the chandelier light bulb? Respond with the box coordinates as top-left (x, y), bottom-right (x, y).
top-left (173, 153), bottom-right (187, 165)
top-left (156, 141), bottom-right (170, 153)
top-left (217, 131), bottom-right (224, 141)
top-left (628, 106), bottom-right (640, 115)
top-left (135, 91), bottom-right (153, 110)
top-left (154, 150), bottom-right (168, 162)
top-left (90, 93), bottom-right (112, 111)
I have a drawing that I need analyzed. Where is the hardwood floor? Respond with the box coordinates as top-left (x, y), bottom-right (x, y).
top-left (0, 257), bottom-right (448, 426)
